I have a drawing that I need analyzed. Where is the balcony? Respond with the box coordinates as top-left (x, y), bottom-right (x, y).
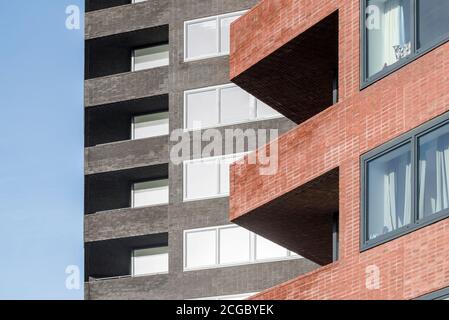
top-left (85, 67), bottom-right (168, 107)
top-left (85, 233), bottom-right (168, 281)
top-left (84, 205), bottom-right (168, 242)
top-left (232, 168), bottom-right (339, 265)
top-left (85, 0), bottom-right (130, 12)
top-left (85, 1), bottom-right (169, 39)
top-left (85, 164), bottom-right (168, 215)
top-left (230, 6), bottom-right (338, 124)
top-left (85, 25), bottom-right (168, 80)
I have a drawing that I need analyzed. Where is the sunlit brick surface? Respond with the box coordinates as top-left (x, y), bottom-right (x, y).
top-left (230, 0), bottom-right (449, 300)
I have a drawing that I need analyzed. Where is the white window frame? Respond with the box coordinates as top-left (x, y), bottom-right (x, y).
top-left (131, 112), bottom-right (169, 140)
top-left (131, 246), bottom-right (169, 277)
top-left (184, 10), bottom-right (247, 62)
top-left (183, 83), bottom-right (283, 131)
top-left (183, 224), bottom-right (302, 272)
top-left (183, 153), bottom-right (247, 202)
top-left (131, 43), bottom-right (169, 72)
top-left (131, 179), bottom-right (169, 208)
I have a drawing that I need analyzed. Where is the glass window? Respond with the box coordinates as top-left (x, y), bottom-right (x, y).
top-left (185, 230), bottom-right (217, 269)
top-left (417, 0), bottom-right (449, 50)
top-left (184, 12), bottom-right (245, 61)
top-left (366, 143), bottom-right (412, 241)
top-left (184, 154), bottom-right (246, 201)
top-left (184, 158), bottom-right (219, 201)
top-left (418, 123), bottom-right (449, 219)
top-left (220, 86), bottom-right (251, 124)
top-left (365, 0), bottom-right (412, 78)
top-left (219, 227), bottom-right (251, 265)
top-left (362, 114), bottom-right (449, 249)
top-left (219, 15), bottom-right (241, 53)
top-left (132, 112), bottom-right (169, 140)
top-left (185, 89), bottom-right (219, 130)
top-left (255, 235), bottom-right (288, 261)
top-left (184, 84), bottom-right (282, 130)
top-left (363, 0), bottom-right (449, 83)
top-left (132, 247), bottom-right (168, 276)
top-left (257, 100), bottom-right (281, 119)
top-left (132, 179), bottom-right (169, 208)
top-left (184, 225), bottom-right (300, 271)
top-left (132, 44), bottom-right (169, 71)
top-left (185, 19), bottom-right (218, 60)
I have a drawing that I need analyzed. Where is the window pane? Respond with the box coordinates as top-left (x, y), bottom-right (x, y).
top-left (256, 100), bottom-right (281, 119)
top-left (418, 123), bottom-right (449, 219)
top-left (220, 86), bottom-right (251, 125)
top-left (219, 227), bottom-right (251, 265)
top-left (255, 235), bottom-right (288, 261)
top-left (186, 89), bottom-right (219, 130)
top-left (186, 19), bottom-right (218, 59)
top-left (185, 159), bottom-right (219, 200)
top-left (132, 112), bottom-right (169, 139)
top-left (417, 0), bottom-right (449, 50)
top-left (365, 0), bottom-right (412, 78)
top-left (132, 179), bottom-right (169, 208)
top-left (219, 154), bottom-right (245, 195)
top-left (133, 44), bottom-right (169, 71)
top-left (186, 230), bottom-right (216, 269)
top-left (132, 247), bottom-right (168, 276)
top-left (366, 143), bottom-right (412, 241)
top-left (220, 15), bottom-right (241, 53)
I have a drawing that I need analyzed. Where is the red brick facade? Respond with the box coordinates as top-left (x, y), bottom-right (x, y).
top-left (229, 0), bottom-right (449, 299)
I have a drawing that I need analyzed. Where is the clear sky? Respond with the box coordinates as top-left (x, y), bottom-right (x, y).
top-left (0, 1), bottom-right (84, 299)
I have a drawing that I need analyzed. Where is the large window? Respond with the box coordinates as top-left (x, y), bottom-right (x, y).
top-left (183, 153), bottom-right (246, 202)
top-left (132, 44), bottom-right (169, 72)
top-left (131, 179), bottom-right (169, 208)
top-left (184, 84), bottom-right (281, 131)
top-left (132, 247), bottom-right (168, 277)
top-left (131, 112), bottom-right (169, 140)
top-left (362, 113), bottom-right (449, 249)
top-left (183, 225), bottom-right (300, 271)
top-left (184, 11), bottom-right (246, 61)
top-left (362, 0), bottom-right (449, 85)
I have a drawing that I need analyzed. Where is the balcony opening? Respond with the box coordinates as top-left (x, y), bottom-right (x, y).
top-left (84, 163), bottom-right (168, 214)
top-left (232, 168), bottom-right (339, 266)
top-left (85, 25), bottom-right (168, 79)
top-left (85, 233), bottom-right (168, 281)
top-left (85, 94), bottom-right (168, 147)
top-left (85, 0), bottom-right (147, 13)
top-left (231, 11), bottom-right (339, 124)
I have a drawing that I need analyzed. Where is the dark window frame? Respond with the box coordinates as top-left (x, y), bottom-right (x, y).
top-left (361, 112), bottom-right (449, 251)
top-left (416, 287), bottom-right (449, 300)
top-left (360, 0), bottom-right (449, 89)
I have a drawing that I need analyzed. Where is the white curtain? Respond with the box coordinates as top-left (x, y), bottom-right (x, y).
top-left (383, 0), bottom-right (407, 67)
top-left (383, 159), bottom-right (411, 233)
top-left (367, 0), bottom-right (408, 76)
top-left (420, 136), bottom-right (449, 217)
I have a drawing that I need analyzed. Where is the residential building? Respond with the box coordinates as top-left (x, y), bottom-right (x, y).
top-left (229, 0), bottom-right (449, 300)
top-left (83, 0), bottom-right (317, 300)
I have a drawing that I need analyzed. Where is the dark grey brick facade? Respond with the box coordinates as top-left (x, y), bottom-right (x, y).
top-left (84, 0), bottom-right (318, 300)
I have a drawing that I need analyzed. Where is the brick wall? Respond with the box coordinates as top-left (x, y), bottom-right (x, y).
top-left (230, 0), bottom-right (449, 299)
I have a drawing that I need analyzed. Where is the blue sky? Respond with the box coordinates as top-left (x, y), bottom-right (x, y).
top-left (0, 1), bottom-right (84, 299)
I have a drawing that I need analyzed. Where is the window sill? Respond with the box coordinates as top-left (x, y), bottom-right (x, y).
top-left (183, 256), bottom-right (304, 273)
top-left (361, 208), bottom-right (449, 252)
